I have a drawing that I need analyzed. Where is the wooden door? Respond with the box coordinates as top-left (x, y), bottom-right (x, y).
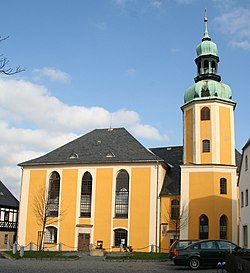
top-left (78, 233), bottom-right (90, 251)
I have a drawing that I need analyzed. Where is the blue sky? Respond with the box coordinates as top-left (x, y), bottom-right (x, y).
top-left (0, 0), bottom-right (249, 197)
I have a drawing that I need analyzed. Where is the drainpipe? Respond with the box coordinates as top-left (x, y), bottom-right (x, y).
top-left (155, 161), bottom-right (159, 252)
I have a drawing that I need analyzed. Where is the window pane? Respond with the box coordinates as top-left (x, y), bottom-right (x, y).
top-left (115, 171), bottom-right (129, 218)
top-left (48, 172), bottom-right (60, 217)
top-left (114, 229), bottom-right (127, 246)
top-left (80, 172), bottom-right (92, 217)
top-left (220, 178), bottom-right (227, 194)
top-left (201, 107), bottom-right (210, 120)
top-left (202, 140), bottom-right (210, 153)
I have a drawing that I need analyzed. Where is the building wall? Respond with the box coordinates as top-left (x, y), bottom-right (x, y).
top-left (181, 99), bottom-right (237, 242)
top-left (180, 165), bottom-right (238, 242)
top-left (18, 162), bottom-right (164, 252)
top-left (0, 231), bottom-right (16, 250)
top-left (239, 142), bottom-right (250, 248)
top-left (160, 195), bottom-right (180, 253)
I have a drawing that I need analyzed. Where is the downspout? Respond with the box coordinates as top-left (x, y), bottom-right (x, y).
top-left (155, 160), bottom-right (159, 252)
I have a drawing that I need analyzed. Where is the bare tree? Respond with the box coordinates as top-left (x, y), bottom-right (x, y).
top-left (0, 36), bottom-right (24, 75)
top-left (33, 185), bottom-right (64, 251)
top-left (164, 199), bottom-right (189, 239)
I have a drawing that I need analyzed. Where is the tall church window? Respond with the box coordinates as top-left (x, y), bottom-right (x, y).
top-left (199, 214), bottom-right (209, 239)
top-left (201, 107), bottom-right (210, 120)
top-left (220, 215), bottom-right (227, 239)
top-left (114, 229), bottom-right (127, 247)
top-left (202, 140), bottom-right (210, 153)
top-left (48, 171), bottom-right (60, 217)
top-left (80, 172), bottom-right (92, 217)
top-left (245, 155), bottom-right (248, 171)
top-left (115, 170), bottom-right (129, 218)
top-left (171, 199), bottom-right (180, 219)
top-left (220, 178), bottom-right (227, 194)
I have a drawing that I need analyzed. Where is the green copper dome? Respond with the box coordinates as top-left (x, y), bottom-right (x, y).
top-left (196, 20), bottom-right (218, 57)
top-left (184, 80), bottom-right (232, 104)
top-left (196, 39), bottom-right (218, 57)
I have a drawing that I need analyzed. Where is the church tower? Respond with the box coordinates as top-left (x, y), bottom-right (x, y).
top-left (180, 16), bottom-right (238, 242)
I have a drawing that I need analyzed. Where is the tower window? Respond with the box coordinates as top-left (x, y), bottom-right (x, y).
top-left (211, 61), bottom-right (216, 73)
top-left (203, 60), bottom-right (209, 74)
top-left (220, 178), bottom-right (227, 194)
top-left (245, 155), bottom-right (248, 171)
top-left (220, 215), bottom-right (227, 239)
top-left (199, 214), bottom-right (209, 239)
top-left (202, 140), bottom-right (210, 153)
top-left (201, 107), bottom-right (210, 120)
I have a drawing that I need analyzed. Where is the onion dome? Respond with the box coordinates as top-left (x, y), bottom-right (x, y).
top-left (184, 15), bottom-right (233, 104)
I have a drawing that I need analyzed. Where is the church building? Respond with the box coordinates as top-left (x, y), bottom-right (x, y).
top-left (17, 17), bottom-right (240, 252)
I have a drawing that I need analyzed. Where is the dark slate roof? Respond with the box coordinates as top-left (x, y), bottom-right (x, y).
top-left (19, 128), bottom-right (163, 166)
top-left (150, 147), bottom-right (241, 196)
top-left (0, 181), bottom-right (19, 208)
top-left (150, 146), bottom-right (183, 196)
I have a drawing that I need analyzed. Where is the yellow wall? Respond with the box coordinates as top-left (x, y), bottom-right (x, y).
top-left (188, 171), bottom-right (232, 240)
top-left (25, 170), bottom-right (47, 246)
top-left (129, 168), bottom-right (151, 250)
top-left (59, 169), bottom-right (78, 250)
top-left (220, 106), bottom-right (232, 164)
top-left (160, 196), bottom-right (180, 252)
top-left (185, 108), bottom-right (193, 164)
top-left (93, 168), bottom-right (113, 249)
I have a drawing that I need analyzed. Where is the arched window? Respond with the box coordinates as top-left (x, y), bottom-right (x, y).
top-left (204, 60), bottom-right (209, 73)
top-left (211, 60), bottom-right (216, 73)
top-left (220, 215), bottom-right (227, 239)
top-left (220, 178), bottom-right (227, 194)
top-left (202, 139), bottom-right (210, 153)
top-left (198, 62), bottom-right (201, 74)
top-left (200, 214), bottom-right (209, 239)
top-left (171, 199), bottom-right (180, 219)
top-left (201, 107), bottom-right (210, 120)
top-left (48, 171), bottom-right (60, 217)
top-left (80, 172), bottom-right (92, 217)
top-left (115, 170), bottom-right (129, 218)
top-left (44, 226), bottom-right (57, 243)
top-left (114, 229), bottom-right (127, 247)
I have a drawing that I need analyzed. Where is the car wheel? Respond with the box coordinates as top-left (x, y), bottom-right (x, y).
top-left (188, 257), bottom-right (200, 270)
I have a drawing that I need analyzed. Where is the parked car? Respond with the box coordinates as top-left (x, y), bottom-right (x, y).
top-left (173, 239), bottom-right (242, 270)
top-left (169, 239), bottom-right (198, 260)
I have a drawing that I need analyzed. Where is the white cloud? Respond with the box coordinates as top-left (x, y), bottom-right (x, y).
top-left (0, 78), bottom-right (168, 198)
top-left (214, 3), bottom-right (250, 50)
top-left (33, 67), bottom-right (71, 83)
top-left (150, 1), bottom-right (162, 9)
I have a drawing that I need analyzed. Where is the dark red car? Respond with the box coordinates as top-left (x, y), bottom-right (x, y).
top-left (169, 239), bottom-right (198, 259)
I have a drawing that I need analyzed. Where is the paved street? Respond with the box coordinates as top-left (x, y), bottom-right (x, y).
top-left (0, 255), bottom-right (219, 273)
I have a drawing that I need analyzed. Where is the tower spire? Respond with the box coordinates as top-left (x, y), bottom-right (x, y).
top-left (202, 9), bottom-right (211, 41)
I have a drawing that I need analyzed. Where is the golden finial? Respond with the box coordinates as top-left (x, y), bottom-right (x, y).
top-left (204, 8), bottom-right (208, 22)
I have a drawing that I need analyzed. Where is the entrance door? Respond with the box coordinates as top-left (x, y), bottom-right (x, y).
top-left (78, 233), bottom-right (90, 251)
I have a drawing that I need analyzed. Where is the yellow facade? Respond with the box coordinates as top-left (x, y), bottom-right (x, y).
top-left (188, 171), bottom-right (233, 240)
top-left (19, 163), bottom-right (163, 252)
